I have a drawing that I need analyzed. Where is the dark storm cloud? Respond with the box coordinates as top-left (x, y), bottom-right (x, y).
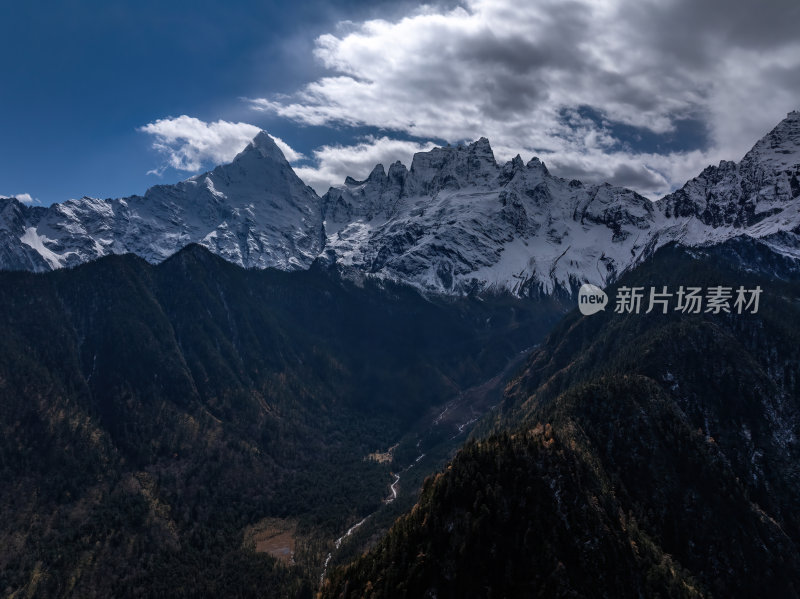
top-left (245, 0), bottom-right (800, 197)
top-left (640, 0), bottom-right (800, 52)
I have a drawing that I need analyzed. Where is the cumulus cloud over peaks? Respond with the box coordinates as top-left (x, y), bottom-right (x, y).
top-left (139, 115), bottom-right (303, 175)
top-left (249, 0), bottom-right (800, 198)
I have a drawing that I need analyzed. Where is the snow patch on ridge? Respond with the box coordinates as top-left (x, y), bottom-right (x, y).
top-left (20, 227), bottom-right (68, 269)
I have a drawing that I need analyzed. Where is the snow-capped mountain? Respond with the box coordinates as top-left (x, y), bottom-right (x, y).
top-left (322, 111), bottom-right (800, 294)
top-left (323, 138), bottom-right (656, 295)
top-left (0, 132), bottom-right (323, 272)
top-left (658, 111), bottom-right (800, 259)
top-left (2, 111), bottom-right (800, 295)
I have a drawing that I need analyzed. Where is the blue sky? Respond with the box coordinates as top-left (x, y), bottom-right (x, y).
top-left (2, 0), bottom-right (799, 205)
top-left (0, 0), bottom-right (416, 204)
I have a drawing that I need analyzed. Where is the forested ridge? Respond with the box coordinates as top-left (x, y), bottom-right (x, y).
top-left (322, 241), bottom-right (800, 598)
top-left (0, 244), bottom-right (562, 597)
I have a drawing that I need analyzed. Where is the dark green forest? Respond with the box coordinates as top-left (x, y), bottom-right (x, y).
top-left (0, 244), bottom-right (562, 597)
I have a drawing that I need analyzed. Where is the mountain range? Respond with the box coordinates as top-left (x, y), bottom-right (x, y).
top-left (2, 112), bottom-right (799, 296)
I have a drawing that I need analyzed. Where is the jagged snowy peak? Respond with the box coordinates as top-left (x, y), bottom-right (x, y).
top-left (405, 137), bottom-right (499, 195)
top-left (322, 138), bottom-right (500, 226)
top-left (0, 132), bottom-right (323, 272)
top-left (322, 138), bottom-right (658, 295)
top-left (656, 110), bottom-right (800, 259)
top-left (322, 111), bottom-right (800, 295)
top-left (659, 111), bottom-right (800, 226)
top-left (323, 162), bottom-right (409, 225)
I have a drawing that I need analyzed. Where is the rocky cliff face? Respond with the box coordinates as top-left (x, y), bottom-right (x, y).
top-left (657, 111), bottom-right (800, 260)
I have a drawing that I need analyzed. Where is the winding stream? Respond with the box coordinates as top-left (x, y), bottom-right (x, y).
top-left (318, 348), bottom-right (533, 586)
top-left (319, 451), bottom-right (423, 584)
top-left (320, 515), bottom-right (370, 585)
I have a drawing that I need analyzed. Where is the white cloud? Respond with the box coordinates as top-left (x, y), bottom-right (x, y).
top-left (270, 135), bottom-right (306, 163)
top-left (138, 115), bottom-right (304, 174)
top-left (294, 136), bottom-right (437, 194)
top-left (249, 0), bottom-right (800, 198)
top-left (1, 193), bottom-right (37, 205)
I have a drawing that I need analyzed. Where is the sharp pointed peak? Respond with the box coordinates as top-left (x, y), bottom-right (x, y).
top-left (387, 161), bottom-right (408, 178)
top-left (369, 163), bottom-right (387, 178)
top-left (342, 164), bottom-right (387, 188)
top-left (236, 130), bottom-right (288, 163)
top-left (468, 137), bottom-right (496, 161)
top-left (526, 156), bottom-right (549, 175)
